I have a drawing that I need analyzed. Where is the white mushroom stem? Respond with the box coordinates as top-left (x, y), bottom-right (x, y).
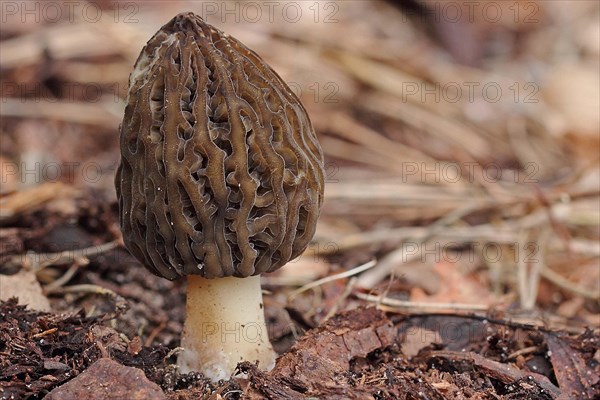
top-left (177, 275), bottom-right (276, 381)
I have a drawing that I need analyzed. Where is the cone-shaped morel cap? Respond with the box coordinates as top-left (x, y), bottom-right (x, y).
top-left (115, 13), bottom-right (325, 280)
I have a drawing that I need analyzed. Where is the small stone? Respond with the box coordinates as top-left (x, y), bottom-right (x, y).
top-left (45, 358), bottom-right (165, 400)
top-left (43, 360), bottom-right (70, 370)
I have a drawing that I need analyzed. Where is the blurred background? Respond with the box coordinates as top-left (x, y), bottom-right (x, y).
top-left (1, 1), bottom-right (599, 327)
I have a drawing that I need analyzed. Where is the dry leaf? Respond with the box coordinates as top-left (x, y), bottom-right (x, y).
top-left (0, 269), bottom-right (50, 311)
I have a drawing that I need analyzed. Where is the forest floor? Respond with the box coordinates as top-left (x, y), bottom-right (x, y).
top-left (1, 1), bottom-right (599, 399)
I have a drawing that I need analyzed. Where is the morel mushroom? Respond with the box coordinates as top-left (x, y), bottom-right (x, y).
top-left (115, 12), bottom-right (325, 381)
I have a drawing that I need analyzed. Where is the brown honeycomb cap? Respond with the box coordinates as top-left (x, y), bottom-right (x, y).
top-left (115, 12), bottom-right (325, 280)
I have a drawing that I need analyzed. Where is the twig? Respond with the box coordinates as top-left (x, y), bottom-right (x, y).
top-left (323, 277), bottom-right (358, 321)
top-left (0, 182), bottom-right (79, 221)
top-left (43, 263), bottom-right (80, 292)
top-left (428, 350), bottom-right (560, 398)
top-left (360, 91), bottom-right (495, 160)
top-left (144, 321), bottom-right (167, 347)
top-left (17, 240), bottom-right (119, 272)
top-left (356, 292), bottom-right (490, 312)
top-left (524, 228), bottom-right (551, 309)
top-left (32, 328), bottom-right (58, 339)
top-left (0, 15), bottom-right (144, 68)
top-left (0, 98), bottom-right (120, 127)
top-left (318, 218), bottom-right (527, 257)
top-left (356, 204), bottom-right (478, 288)
top-left (261, 276), bottom-right (314, 287)
top-left (507, 346), bottom-right (539, 360)
top-left (540, 266), bottom-right (600, 300)
top-left (288, 259), bottom-right (376, 300)
top-left (164, 347), bottom-right (184, 362)
top-left (315, 111), bottom-right (440, 168)
top-left (45, 283), bottom-right (118, 296)
top-left (45, 284), bottom-right (128, 317)
top-left (517, 230), bottom-right (530, 309)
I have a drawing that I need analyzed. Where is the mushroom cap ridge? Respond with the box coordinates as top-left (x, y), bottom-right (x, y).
top-left (115, 13), bottom-right (325, 279)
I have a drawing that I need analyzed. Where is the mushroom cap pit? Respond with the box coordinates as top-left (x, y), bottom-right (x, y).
top-left (115, 13), bottom-right (325, 280)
